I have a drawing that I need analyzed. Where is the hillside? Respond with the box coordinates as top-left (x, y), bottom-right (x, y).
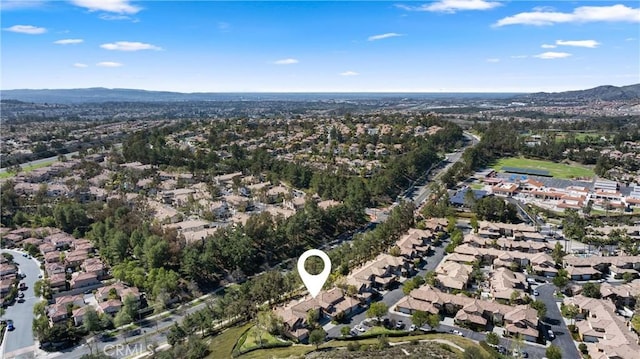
top-left (517, 83), bottom-right (640, 102)
top-left (304, 342), bottom-right (460, 359)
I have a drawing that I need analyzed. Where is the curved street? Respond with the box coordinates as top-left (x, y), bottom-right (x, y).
top-left (1, 249), bottom-right (44, 358)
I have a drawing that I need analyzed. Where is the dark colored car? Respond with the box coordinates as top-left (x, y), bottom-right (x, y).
top-left (7, 319), bottom-right (15, 331)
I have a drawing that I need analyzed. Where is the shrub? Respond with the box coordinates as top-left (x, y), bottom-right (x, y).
top-left (579, 343), bottom-right (587, 354)
top-left (346, 342), bottom-right (360, 351)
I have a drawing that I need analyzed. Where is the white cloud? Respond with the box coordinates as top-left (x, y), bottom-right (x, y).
top-left (100, 41), bottom-right (161, 51)
top-left (0, 1), bottom-right (47, 11)
top-left (368, 32), bottom-right (403, 41)
top-left (485, 58), bottom-right (500, 63)
top-left (96, 61), bottom-right (123, 67)
top-left (99, 14), bottom-right (138, 22)
top-left (510, 55), bottom-right (528, 59)
top-left (71, 0), bottom-right (141, 14)
top-left (494, 4), bottom-right (640, 27)
top-left (73, 63), bottom-right (88, 68)
top-left (3, 24), bottom-right (46, 34)
top-left (541, 44), bottom-right (557, 49)
top-left (273, 58), bottom-right (299, 65)
top-left (534, 52), bottom-right (572, 59)
top-left (340, 71), bottom-right (359, 76)
top-left (54, 39), bottom-right (84, 45)
top-left (626, 37), bottom-right (636, 41)
top-left (555, 40), bottom-right (600, 48)
top-left (396, 0), bottom-right (501, 13)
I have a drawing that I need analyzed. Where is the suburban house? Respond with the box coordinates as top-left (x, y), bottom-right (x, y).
top-left (95, 282), bottom-right (142, 303)
top-left (98, 299), bottom-right (123, 316)
top-left (435, 259), bottom-right (472, 292)
top-left (395, 285), bottom-right (540, 342)
top-left (70, 272), bottom-right (100, 289)
top-left (563, 295), bottom-right (640, 359)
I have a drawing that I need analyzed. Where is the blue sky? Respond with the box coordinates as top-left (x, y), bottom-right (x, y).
top-left (1, 0), bottom-right (639, 92)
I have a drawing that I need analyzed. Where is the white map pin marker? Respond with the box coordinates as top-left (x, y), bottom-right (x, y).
top-left (297, 249), bottom-right (331, 298)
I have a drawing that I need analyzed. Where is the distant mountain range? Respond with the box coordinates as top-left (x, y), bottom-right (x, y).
top-left (1, 84), bottom-right (638, 104)
top-left (516, 83), bottom-right (640, 102)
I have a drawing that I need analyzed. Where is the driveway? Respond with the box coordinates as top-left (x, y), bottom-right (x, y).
top-left (1, 249), bottom-right (44, 357)
top-left (536, 283), bottom-right (580, 359)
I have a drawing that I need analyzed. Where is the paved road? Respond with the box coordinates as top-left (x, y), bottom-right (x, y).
top-left (0, 152), bottom-right (77, 174)
top-left (411, 132), bottom-right (478, 206)
top-left (1, 249), bottom-right (44, 357)
top-left (537, 283), bottom-right (580, 359)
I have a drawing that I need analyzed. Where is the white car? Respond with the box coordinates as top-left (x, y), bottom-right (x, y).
top-left (356, 325), bottom-right (366, 333)
top-left (533, 290), bottom-right (539, 296)
top-left (409, 324), bottom-right (416, 331)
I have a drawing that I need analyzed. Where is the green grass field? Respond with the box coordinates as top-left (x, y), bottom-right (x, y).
top-left (554, 132), bottom-right (607, 143)
top-left (207, 323), bottom-right (251, 359)
top-left (0, 160), bottom-right (56, 179)
top-left (492, 157), bottom-right (594, 179)
top-left (238, 326), bottom-right (288, 353)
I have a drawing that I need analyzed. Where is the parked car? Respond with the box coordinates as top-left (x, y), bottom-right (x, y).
top-left (7, 319), bottom-right (15, 331)
top-left (533, 290), bottom-right (539, 296)
top-left (19, 282), bottom-right (27, 290)
top-left (547, 329), bottom-right (555, 339)
top-left (450, 329), bottom-right (463, 336)
top-left (395, 320), bottom-right (405, 329)
top-left (409, 324), bottom-right (416, 331)
top-left (18, 292), bottom-right (24, 298)
top-left (497, 346), bottom-right (507, 354)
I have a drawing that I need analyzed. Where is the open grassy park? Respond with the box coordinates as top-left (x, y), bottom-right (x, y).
top-left (491, 157), bottom-right (594, 179)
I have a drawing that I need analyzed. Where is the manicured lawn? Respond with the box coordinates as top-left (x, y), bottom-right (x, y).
top-left (470, 183), bottom-right (484, 190)
top-left (238, 325), bottom-right (288, 352)
top-left (491, 157), bottom-right (594, 179)
top-left (554, 132), bottom-right (606, 143)
top-left (206, 323), bottom-right (251, 359)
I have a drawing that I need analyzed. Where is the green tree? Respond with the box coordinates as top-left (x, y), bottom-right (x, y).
top-left (167, 323), bottom-right (187, 346)
top-left (582, 282), bottom-right (601, 298)
top-left (470, 214), bottom-right (479, 233)
top-left (623, 272), bottom-right (635, 283)
top-left (307, 308), bottom-right (320, 327)
top-left (553, 268), bottom-right (569, 289)
top-left (530, 300), bottom-right (547, 318)
top-left (486, 331), bottom-right (499, 345)
top-left (561, 304), bottom-right (580, 325)
top-left (341, 326), bottom-right (351, 338)
top-left (411, 310), bottom-right (429, 329)
top-left (113, 308), bottom-right (133, 327)
top-left (426, 313), bottom-right (440, 329)
top-left (83, 306), bottom-right (101, 333)
top-left (552, 242), bottom-right (565, 266)
top-left (546, 344), bottom-right (562, 359)
top-left (366, 302), bottom-right (388, 321)
top-left (309, 328), bottom-right (326, 350)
